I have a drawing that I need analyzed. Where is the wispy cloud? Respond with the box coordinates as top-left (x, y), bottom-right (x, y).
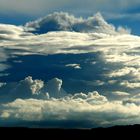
top-left (104, 12), bottom-right (140, 21)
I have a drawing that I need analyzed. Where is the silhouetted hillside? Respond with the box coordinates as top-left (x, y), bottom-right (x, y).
top-left (0, 125), bottom-right (140, 138)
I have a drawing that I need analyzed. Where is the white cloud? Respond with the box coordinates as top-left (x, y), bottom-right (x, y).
top-left (0, 12), bottom-right (140, 128)
top-left (123, 93), bottom-right (140, 105)
top-left (65, 64), bottom-right (81, 69)
top-left (106, 67), bottom-right (140, 78)
top-left (0, 76), bottom-right (140, 128)
top-left (0, 76), bottom-right (67, 101)
top-left (0, 16), bottom-right (140, 89)
top-left (0, 0), bottom-right (140, 17)
top-left (120, 81), bottom-right (140, 89)
top-left (0, 14), bottom-right (140, 91)
top-left (44, 78), bottom-right (67, 98)
top-left (117, 26), bottom-right (131, 34)
top-left (109, 91), bottom-right (130, 101)
top-left (0, 0), bottom-right (69, 16)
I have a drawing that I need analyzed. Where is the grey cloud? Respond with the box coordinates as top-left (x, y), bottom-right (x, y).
top-left (0, 0), bottom-right (140, 17)
top-left (0, 0), bottom-right (68, 16)
top-left (0, 76), bottom-right (67, 102)
top-left (0, 12), bottom-right (140, 128)
top-left (104, 12), bottom-right (140, 23)
top-left (25, 12), bottom-right (130, 34)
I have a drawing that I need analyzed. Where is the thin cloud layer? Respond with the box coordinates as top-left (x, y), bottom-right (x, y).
top-left (0, 0), bottom-right (140, 16)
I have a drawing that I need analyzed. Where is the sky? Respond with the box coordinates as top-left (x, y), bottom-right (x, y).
top-left (0, 0), bottom-right (140, 35)
top-left (1, 0), bottom-right (140, 128)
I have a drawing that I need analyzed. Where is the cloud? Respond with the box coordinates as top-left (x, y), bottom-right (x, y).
top-left (0, 12), bottom-right (129, 74)
top-left (25, 12), bottom-right (130, 34)
top-left (0, 0), bottom-right (140, 17)
top-left (0, 12), bottom-right (140, 128)
top-left (0, 14), bottom-right (140, 93)
top-left (43, 78), bottom-right (67, 98)
top-left (0, 0), bottom-right (69, 16)
top-left (0, 76), bottom-right (67, 102)
top-left (0, 76), bottom-right (140, 128)
top-left (120, 81), bottom-right (140, 89)
top-left (0, 24), bottom-right (23, 35)
top-left (106, 67), bottom-right (140, 78)
top-left (65, 64), bottom-right (81, 69)
top-left (109, 91), bottom-right (130, 100)
top-left (123, 93), bottom-right (140, 106)
top-left (0, 87), bottom-right (140, 128)
top-left (0, 24), bottom-right (33, 41)
top-left (105, 13), bottom-right (140, 21)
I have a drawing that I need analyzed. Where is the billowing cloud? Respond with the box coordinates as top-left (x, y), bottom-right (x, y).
top-left (0, 12), bottom-right (131, 74)
top-left (0, 76), bottom-right (66, 102)
top-left (0, 12), bottom-right (140, 128)
top-left (0, 81), bottom-right (140, 128)
top-left (0, 0), bottom-right (140, 17)
top-left (25, 12), bottom-right (130, 34)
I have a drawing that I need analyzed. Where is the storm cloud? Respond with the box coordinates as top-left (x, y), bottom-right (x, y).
top-left (0, 12), bottom-right (140, 128)
top-left (0, 0), bottom-right (140, 16)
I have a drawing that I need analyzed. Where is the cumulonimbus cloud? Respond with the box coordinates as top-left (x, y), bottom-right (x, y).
top-left (0, 76), bottom-right (140, 128)
top-left (25, 12), bottom-right (131, 34)
top-left (0, 12), bottom-right (140, 128)
top-left (0, 0), bottom-right (140, 17)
